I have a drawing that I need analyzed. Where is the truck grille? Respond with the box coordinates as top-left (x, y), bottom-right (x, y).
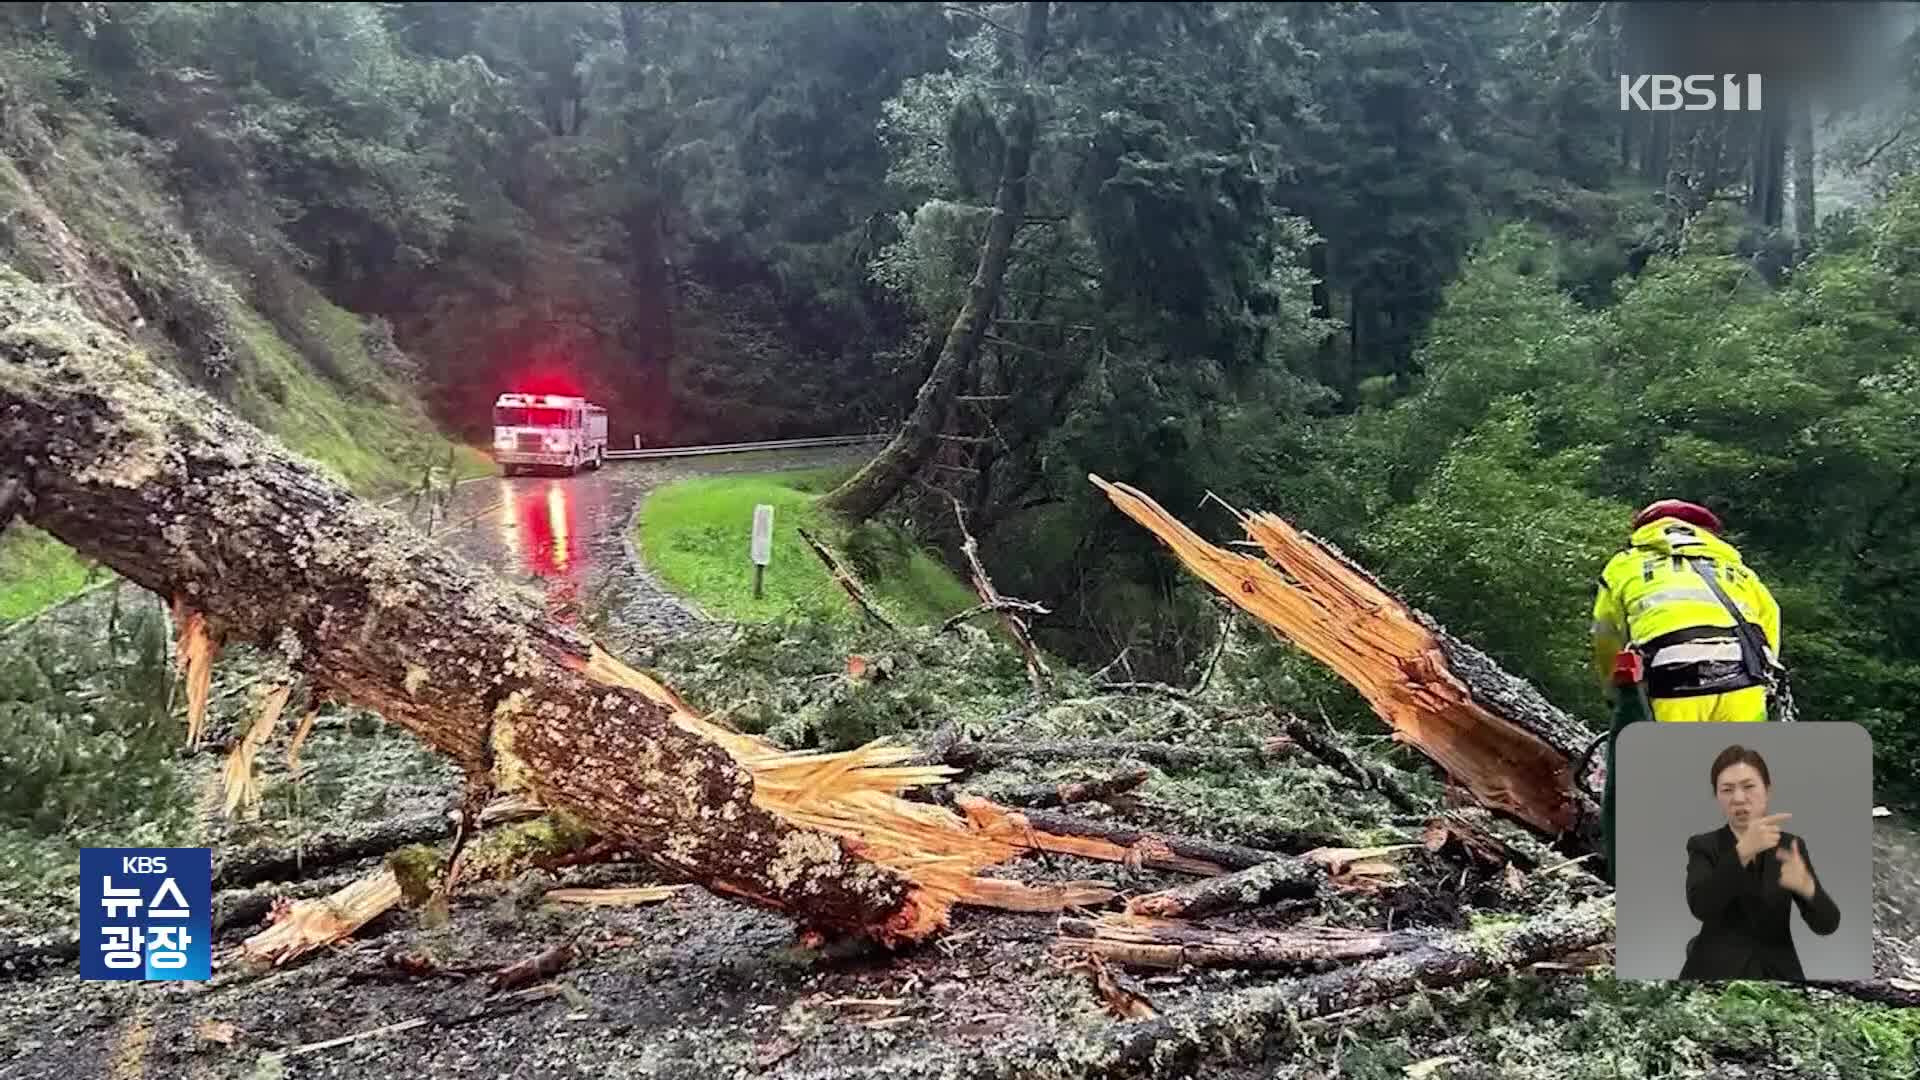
top-left (516, 433), bottom-right (546, 452)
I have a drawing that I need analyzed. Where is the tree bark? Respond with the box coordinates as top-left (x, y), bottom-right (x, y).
top-left (819, 1), bottom-right (1049, 522)
top-left (0, 273), bottom-right (1001, 944)
top-left (1091, 478), bottom-right (1600, 850)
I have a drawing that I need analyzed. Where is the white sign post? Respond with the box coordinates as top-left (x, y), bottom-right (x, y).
top-left (750, 504), bottom-right (774, 599)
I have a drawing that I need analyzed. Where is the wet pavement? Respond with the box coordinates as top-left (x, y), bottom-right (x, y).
top-left (393, 448), bottom-right (869, 644)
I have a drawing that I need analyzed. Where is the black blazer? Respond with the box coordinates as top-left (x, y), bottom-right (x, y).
top-left (1679, 825), bottom-right (1841, 981)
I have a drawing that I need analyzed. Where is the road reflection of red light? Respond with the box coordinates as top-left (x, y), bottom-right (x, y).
top-left (496, 477), bottom-right (575, 579)
top-left (547, 483), bottom-right (570, 573)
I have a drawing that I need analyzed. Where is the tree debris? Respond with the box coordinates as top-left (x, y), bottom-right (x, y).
top-left (541, 885), bottom-right (688, 906)
top-left (1090, 477), bottom-right (1597, 846)
top-left (956, 796), bottom-right (1281, 875)
top-left (489, 940), bottom-right (577, 994)
top-left (1065, 955), bottom-right (1159, 1020)
top-left (281, 1017), bottom-right (427, 1059)
top-left (951, 877), bottom-right (1118, 913)
top-left (797, 527), bottom-right (899, 632)
top-left (241, 867), bottom-right (404, 966)
top-left (1276, 714), bottom-right (1422, 815)
top-left (1125, 858), bottom-right (1322, 919)
top-left (993, 768), bottom-right (1151, 809)
top-left (221, 684), bottom-right (290, 816)
top-left (951, 496), bottom-right (1051, 694)
top-left (1058, 916), bottom-right (1422, 972)
top-left (171, 597), bottom-right (217, 749)
top-left (944, 739), bottom-right (1279, 773)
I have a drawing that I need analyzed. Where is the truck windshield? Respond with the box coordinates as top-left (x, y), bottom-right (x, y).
top-left (494, 407), bottom-right (571, 427)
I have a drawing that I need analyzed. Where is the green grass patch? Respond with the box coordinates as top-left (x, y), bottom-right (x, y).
top-left (638, 468), bottom-right (977, 629)
top-left (0, 525), bottom-right (103, 624)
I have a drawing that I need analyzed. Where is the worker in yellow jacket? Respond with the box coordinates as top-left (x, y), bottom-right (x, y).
top-left (1591, 499), bottom-right (1784, 723)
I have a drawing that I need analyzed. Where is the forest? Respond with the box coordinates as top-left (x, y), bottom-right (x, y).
top-left (3, 1), bottom-right (1920, 1077)
top-left (10, 0), bottom-right (1912, 788)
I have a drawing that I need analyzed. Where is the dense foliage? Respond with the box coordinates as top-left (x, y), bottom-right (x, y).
top-left (3, 2), bottom-right (1919, 794)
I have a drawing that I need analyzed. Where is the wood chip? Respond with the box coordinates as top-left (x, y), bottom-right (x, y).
top-left (541, 885), bottom-right (687, 906)
top-left (490, 941), bottom-right (576, 993)
top-left (284, 1017), bottom-right (426, 1058)
top-left (193, 1019), bottom-right (236, 1045)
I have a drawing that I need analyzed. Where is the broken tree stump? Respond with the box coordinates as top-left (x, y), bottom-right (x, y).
top-left (1091, 477), bottom-right (1598, 849)
top-left (1057, 916), bottom-right (1421, 971)
top-left (0, 274), bottom-right (1015, 943)
top-left (1125, 859), bottom-right (1322, 919)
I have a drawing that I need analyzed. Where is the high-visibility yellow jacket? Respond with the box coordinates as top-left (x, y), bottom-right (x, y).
top-left (1590, 517), bottom-right (1781, 689)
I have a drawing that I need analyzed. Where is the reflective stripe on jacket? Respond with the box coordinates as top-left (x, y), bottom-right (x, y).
top-left (1590, 517), bottom-right (1781, 686)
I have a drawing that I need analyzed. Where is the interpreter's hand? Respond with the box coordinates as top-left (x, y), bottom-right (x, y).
top-left (1735, 813), bottom-right (1792, 865)
top-left (1777, 837), bottom-right (1816, 899)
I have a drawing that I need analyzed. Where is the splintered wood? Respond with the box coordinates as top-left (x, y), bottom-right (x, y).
top-left (568, 648), bottom-right (1027, 927)
top-left (242, 868), bottom-right (404, 966)
top-left (1090, 476), bottom-right (1582, 839)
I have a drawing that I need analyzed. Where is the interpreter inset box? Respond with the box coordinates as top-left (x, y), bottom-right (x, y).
top-left (1614, 722), bottom-right (1872, 983)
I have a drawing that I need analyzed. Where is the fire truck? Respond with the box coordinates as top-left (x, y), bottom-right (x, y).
top-left (491, 393), bottom-right (609, 476)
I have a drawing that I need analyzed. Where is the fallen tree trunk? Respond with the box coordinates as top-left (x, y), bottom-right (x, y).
top-left (957, 796), bottom-right (1279, 875)
top-left (1124, 859), bottom-right (1321, 919)
top-left (1091, 477), bottom-right (1598, 849)
top-left (945, 739), bottom-right (1279, 773)
top-left (0, 274), bottom-right (1014, 943)
top-left (1058, 916), bottom-right (1419, 971)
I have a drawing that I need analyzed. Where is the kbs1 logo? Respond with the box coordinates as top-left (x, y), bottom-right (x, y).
top-left (1619, 74), bottom-right (1764, 112)
top-left (80, 848), bottom-right (212, 981)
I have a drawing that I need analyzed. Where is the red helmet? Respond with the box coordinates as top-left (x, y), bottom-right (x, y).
top-left (1632, 499), bottom-right (1723, 534)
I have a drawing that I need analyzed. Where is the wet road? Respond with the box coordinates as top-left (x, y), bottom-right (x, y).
top-left (393, 448), bottom-right (869, 644)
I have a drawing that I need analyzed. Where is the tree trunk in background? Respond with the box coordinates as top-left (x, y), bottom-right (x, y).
top-left (820, 1), bottom-right (1049, 523)
top-left (1749, 90), bottom-right (1788, 229)
top-left (1791, 93), bottom-right (1816, 258)
top-left (0, 273), bottom-right (975, 944)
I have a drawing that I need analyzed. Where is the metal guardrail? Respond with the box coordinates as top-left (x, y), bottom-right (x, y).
top-left (604, 433), bottom-right (888, 461)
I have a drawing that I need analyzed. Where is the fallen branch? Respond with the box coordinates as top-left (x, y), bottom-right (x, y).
top-left (1276, 714), bottom-right (1422, 815)
top-left (1423, 808), bottom-right (1539, 871)
top-left (490, 940), bottom-right (577, 993)
top-left (953, 877), bottom-right (1119, 913)
top-left (951, 496), bottom-right (1050, 694)
top-left (994, 768), bottom-right (1151, 809)
top-left (957, 796), bottom-right (1279, 875)
top-left (945, 739), bottom-right (1279, 773)
top-left (1091, 477), bottom-right (1596, 848)
top-left (1125, 858), bottom-right (1321, 919)
top-left (797, 527), bottom-right (899, 632)
top-left (281, 1017), bottom-right (428, 1059)
top-left (1057, 916), bottom-right (1420, 972)
top-left (939, 597), bottom-right (1052, 635)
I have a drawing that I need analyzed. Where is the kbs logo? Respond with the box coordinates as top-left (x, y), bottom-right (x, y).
top-left (1619, 74), bottom-right (1764, 112)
